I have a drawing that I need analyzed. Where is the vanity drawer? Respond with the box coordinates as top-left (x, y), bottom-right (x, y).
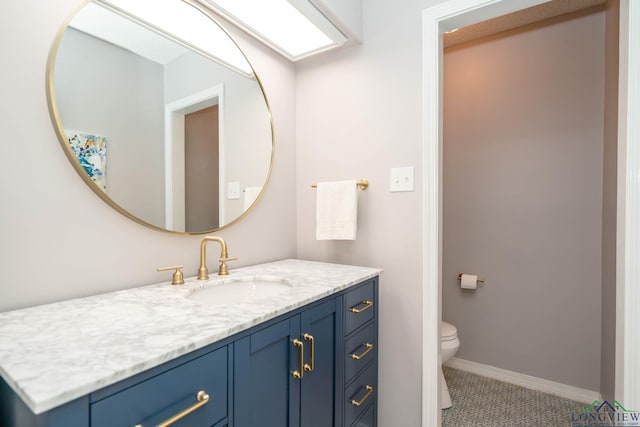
top-left (351, 400), bottom-right (375, 427)
top-left (344, 281), bottom-right (376, 336)
top-left (91, 347), bottom-right (227, 427)
top-left (345, 322), bottom-right (376, 382)
top-left (344, 362), bottom-right (377, 427)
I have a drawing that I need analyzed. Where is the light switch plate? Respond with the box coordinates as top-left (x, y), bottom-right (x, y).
top-left (227, 182), bottom-right (240, 200)
top-left (390, 166), bottom-right (415, 192)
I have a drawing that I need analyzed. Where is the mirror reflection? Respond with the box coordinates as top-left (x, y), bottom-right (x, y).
top-left (49, 0), bottom-right (273, 233)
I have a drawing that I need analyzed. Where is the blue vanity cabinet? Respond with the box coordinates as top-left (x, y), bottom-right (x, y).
top-left (0, 379), bottom-right (89, 427)
top-left (233, 298), bottom-right (340, 427)
top-left (342, 279), bottom-right (378, 427)
top-left (0, 344), bottom-right (230, 427)
top-left (0, 276), bottom-right (379, 427)
top-left (90, 346), bottom-right (228, 427)
top-left (233, 316), bottom-right (302, 427)
top-left (300, 299), bottom-right (342, 427)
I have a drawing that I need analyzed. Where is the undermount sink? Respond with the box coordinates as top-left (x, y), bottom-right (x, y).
top-left (187, 277), bottom-right (292, 306)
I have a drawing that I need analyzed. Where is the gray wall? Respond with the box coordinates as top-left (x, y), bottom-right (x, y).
top-left (442, 10), bottom-right (605, 391)
top-left (55, 28), bottom-right (166, 228)
top-left (0, 0), bottom-right (297, 311)
top-left (295, 0), bottom-right (436, 424)
top-left (601, 0), bottom-right (619, 401)
top-left (164, 51), bottom-right (272, 222)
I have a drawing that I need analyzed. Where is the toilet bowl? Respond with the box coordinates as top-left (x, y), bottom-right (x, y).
top-left (441, 321), bottom-right (460, 409)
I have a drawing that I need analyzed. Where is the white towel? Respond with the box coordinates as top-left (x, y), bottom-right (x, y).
top-left (316, 180), bottom-right (358, 240)
top-left (244, 186), bottom-right (262, 211)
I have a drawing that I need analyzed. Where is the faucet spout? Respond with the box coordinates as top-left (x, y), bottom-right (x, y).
top-left (198, 236), bottom-right (237, 280)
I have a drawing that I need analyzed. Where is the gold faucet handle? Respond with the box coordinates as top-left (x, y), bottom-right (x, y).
top-left (217, 257), bottom-right (237, 276)
top-left (157, 265), bottom-right (185, 285)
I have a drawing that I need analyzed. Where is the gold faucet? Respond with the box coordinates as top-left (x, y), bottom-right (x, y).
top-left (197, 236), bottom-right (237, 279)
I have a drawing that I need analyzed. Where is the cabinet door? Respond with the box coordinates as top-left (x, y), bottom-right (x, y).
top-left (300, 299), bottom-right (339, 427)
top-left (234, 316), bottom-right (301, 427)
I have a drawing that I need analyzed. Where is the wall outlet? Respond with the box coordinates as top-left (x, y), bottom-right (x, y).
top-left (227, 182), bottom-right (240, 199)
top-left (390, 166), bottom-right (415, 192)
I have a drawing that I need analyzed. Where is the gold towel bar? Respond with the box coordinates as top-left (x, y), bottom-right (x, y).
top-left (311, 179), bottom-right (369, 190)
top-left (457, 274), bottom-right (485, 283)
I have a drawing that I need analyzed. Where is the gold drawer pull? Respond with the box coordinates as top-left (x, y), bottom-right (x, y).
top-left (350, 300), bottom-right (373, 314)
top-left (292, 338), bottom-right (304, 379)
top-left (350, 385), bottom-right (374, 407)
top-left (350, 343), bottom-right (374, 360)
top-left (136, 390), bottom-right (209, 427)
top-left (303, 333), bottom-right (315, 372)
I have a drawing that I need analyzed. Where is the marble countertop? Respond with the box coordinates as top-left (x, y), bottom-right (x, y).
top-left (0, 259), bottom-right (381, 414)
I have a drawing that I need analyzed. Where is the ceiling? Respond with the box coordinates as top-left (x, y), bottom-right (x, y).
top-left (68, 0), bottom-right (253, 76)
top-left (444, 0), bottom-right (606, 48)
top-left (70, 2), bottom-right (189, 65)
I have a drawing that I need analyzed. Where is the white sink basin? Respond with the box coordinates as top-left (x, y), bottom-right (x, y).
top-left (187, 277), bottom-right (292, 306)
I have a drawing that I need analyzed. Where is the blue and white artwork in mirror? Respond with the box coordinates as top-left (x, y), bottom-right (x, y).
top-left (66, 131), bottom-right (107, 192)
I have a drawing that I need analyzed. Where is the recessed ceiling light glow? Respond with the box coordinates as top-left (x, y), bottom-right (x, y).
top-left (204, 0), bottom-right (343, 59)
top-left (101, 0), bottom-right (253, 76)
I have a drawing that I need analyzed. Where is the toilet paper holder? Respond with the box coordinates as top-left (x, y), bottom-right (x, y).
top-left (457, 273), bottom-right (485, 283)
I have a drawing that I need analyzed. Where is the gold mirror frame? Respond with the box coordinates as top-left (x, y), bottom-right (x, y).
top-left (46, 0), bottom-right (274, 235)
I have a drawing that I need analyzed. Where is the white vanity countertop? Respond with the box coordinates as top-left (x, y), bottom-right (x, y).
top-left (0, 259), bottom-right (381, 414)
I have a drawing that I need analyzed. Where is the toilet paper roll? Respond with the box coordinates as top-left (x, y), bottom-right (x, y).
top-left (460, 274), bottom-right (478, 290)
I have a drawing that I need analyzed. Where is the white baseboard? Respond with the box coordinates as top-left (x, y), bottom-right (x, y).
top-left (445, 357), bottom-right (601, 404)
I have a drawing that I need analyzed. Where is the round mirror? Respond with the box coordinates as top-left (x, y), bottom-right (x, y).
top-left (47, 0), bottom-right (273, 234)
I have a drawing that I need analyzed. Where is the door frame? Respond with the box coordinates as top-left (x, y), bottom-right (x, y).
top-left (164, 84), bottom-right (225, 230)
top-left (421, 0), bottom-right (640, 425)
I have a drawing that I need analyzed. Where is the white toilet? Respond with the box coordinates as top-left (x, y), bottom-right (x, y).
top-left (440, 321), bottom-right (460, 409)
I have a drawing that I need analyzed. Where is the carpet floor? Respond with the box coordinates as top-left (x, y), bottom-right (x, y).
top-left (441, 366), bottom-right (586, 427)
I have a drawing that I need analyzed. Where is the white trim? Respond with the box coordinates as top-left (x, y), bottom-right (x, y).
top-left (217, 88), bottom-right (226, 226)
top-left (163, 84), bottom-right (225, 230)
top-left (618, 0), bottom-right (640, 409)
top-left (421, 5), bottom-right (443, 426)
top-left (446, 358), bottom-right (602, 404)
top-left (164, 103), bottom-right (183, 230)
top-left (422, 0), bottom-right (640, 425)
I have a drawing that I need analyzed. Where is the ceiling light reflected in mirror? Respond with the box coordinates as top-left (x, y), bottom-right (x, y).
top-left (203, 0), bottom-right (347, 60)
top-left (87, 0), bottom-right (253, 76)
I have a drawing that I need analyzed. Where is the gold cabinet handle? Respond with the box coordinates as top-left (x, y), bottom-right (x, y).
top-left (350, 300), bottom-right (373, 314)
top-left (292, 339), bottom-right (304, 379)
top-left (350, 385), bottom-right (374, 407)
top-left (134, 390), bottom-right (209, 427)
top-left (350, 343), bottom-right (374, 360)
top-left (303, 333), bottom-right (315, 372)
